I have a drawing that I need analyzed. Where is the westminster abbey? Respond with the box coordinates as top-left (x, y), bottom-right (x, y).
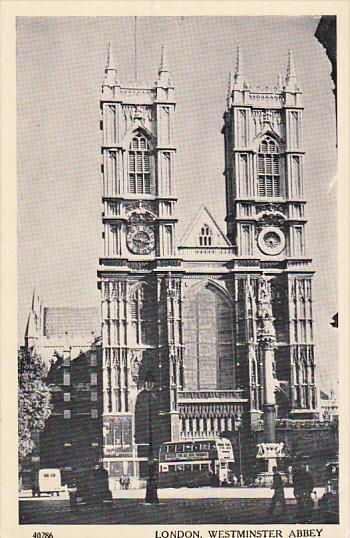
top-left (25, 44), bottom-right (320, 484)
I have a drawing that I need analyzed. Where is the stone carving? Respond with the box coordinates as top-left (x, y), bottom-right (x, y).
top-left (252, 110), bottom-right (282, 135)
top-left (120, 88), bottom-right (155, 98)
top-left (103, 349), bottom-right (111, 368)
top-left (297, 280), bottom-right (306, 301)
top-left (124, 200), bottom-right (155, 215)
top-left (127, 204), bottom-right (156, 224)
top-left (257, 277), bottom-right (277, 347)
top-left (111, 282), bottom-right (119, 301)
top-left (256, 209), bottom-right (286, 228)
top-left (130, 350), bottom-right (143, 383)
top-left (112, 349), bottom-right (120, 368)
top-left (256, 442), bottom-right (285, 459)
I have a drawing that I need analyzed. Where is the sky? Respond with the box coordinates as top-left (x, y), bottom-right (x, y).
top-left (17, 16), bottom-right (337, 393)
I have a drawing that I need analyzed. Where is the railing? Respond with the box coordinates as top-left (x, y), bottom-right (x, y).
top-left (178, 247), bottom-right (236, 256)
top-left (286, 259), bottom-right (313, 267)
top-left (178, 390), bottom-right (245, 401)
top-left (179, 431), bottom-right (223, 439)
top-left (275, 418), bottom-right (338, 429)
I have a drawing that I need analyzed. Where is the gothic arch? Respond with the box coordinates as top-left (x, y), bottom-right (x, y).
top-left (251, 128), bottom-right (284, 153)
top-left (122, 124), bottom-right (155, 150)
top-left (184, 279), bottom-right (233, 315)
top-left (183, 280), bottom-right (235, 391)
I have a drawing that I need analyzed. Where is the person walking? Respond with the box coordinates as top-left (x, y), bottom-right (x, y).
top-left (293, 463), bottom-right (314, 523)
top-left (269, 466), bottom-right (287, 517)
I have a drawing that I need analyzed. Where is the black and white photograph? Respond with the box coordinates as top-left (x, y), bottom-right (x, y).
top-left (1, 5), bottom-right (349, 536)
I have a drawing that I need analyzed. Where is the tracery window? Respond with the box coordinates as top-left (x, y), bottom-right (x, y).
top-left (128, 134), bottom-right (151, 194)
top-left (257, 138), bottom-right (280, 197)
top-left (199, 224), bottom-right (212, 246)
top-left (183, 285), bottom-right (234, 390)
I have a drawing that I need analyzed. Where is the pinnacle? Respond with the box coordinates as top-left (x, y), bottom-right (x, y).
top-left (227, 71), bottom-right (233, 108)
top-left (159, 43), bottom-right (169, 74)
top-left (286, 49), bottom-right (297, 82)
top-left (106, 41), bottom-right (117, 72)
top-left (235, 45), bottom-right (242, 76)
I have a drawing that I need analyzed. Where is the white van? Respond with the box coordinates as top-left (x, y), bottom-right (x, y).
top-left (35, 469), bottom-right (61, 496)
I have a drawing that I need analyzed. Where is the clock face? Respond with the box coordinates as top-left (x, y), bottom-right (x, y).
top-left (258, 226), bottom-right (285, 256)
top-left (127, 224), bottom-right (155, 254)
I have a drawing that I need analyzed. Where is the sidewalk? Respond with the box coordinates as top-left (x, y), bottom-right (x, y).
top-left (111, 485), bottom-right (325, 500)
top-left (19, 485), bottom-right (326, 501)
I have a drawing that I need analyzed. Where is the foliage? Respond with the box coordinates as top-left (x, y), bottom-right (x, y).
top-left (18, 348), bottom-right (52, 465)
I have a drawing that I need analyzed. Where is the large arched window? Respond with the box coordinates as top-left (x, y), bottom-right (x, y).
top-left (183, 285), bottom-right (234, 390)
top-left (128, 133), bottom-right (151, 194)
top-left (257, 137), bottom-right (280, 197)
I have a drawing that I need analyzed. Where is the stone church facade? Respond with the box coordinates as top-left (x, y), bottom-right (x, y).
top-left (97, 45), bottom-right (318, 481)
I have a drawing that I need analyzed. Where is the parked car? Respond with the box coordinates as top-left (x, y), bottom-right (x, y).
top-left (32, 469), bottom-right (61, 497)
top-left (319, 461), bottom-right (339, 523)
top-left (69, 466), bottom-right (112, 510)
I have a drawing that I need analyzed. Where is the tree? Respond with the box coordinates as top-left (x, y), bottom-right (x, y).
top-left (18, 348), bottom-right (52, 467)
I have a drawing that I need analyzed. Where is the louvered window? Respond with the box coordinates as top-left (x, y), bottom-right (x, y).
top-left (129, 134), bottom-right (151, 194)
top-left (257, 138), bottom-right (280, 197)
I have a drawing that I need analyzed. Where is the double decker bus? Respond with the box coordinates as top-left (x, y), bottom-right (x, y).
top-left (158, 438), bottom-right (235, 487)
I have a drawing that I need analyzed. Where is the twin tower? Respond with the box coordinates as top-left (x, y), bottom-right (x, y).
top-left (98, 44), bottom-right (317, 480)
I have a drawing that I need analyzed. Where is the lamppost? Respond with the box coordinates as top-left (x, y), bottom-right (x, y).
top-left (237, 428), bottom-right (244, 487)
top-left (144, 373), bottom-right (159, 504)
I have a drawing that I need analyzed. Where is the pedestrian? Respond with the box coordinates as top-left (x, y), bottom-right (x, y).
top-left (293, 463), bottom-right (314, 523)
top-left (119, 474), bottom-right (125, 490)
top-left (125, 474), bottom-right (130, 490)
top-left (93, 463), bottom-right (110, 499)
top-left (269, 466), bottom-right (287, 517)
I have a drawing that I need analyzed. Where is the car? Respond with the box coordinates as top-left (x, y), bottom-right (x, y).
top-left (32, 469), bottom-right (61, 497)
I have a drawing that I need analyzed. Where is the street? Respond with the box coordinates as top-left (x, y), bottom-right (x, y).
top-left (19, 492), bottom-right (327, 525)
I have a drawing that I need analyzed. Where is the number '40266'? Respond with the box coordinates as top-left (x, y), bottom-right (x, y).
top-left (33, 533), bottom-right (53, 538)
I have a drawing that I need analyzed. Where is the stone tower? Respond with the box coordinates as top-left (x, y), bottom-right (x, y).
top-left (222, 47), bottom-right (318, 426)
top-left (98, 44), bottom-right (183, 481)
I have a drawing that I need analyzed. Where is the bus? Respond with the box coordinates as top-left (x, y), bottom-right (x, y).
top-left (158, 438), bottom-right (235, 487)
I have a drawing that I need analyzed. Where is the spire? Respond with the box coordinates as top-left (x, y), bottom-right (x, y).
top-left (233, 45), bottom-right (245, 89)
top-left (103, 42), bottom-right (118, 88)
top-left (157, 44), bottom-right (172, 87)
top-left (158, 44), bottom-right (168, 74)
top-left (25, 288), bottom-right (42, 345)
top-left (234, 45), bottom-right (243, 79)
top-left (285, 49), bottom-right (297, 89)
top-left (31, 288), bottom-right (38, 310)
top-left (105, 41), bottom-right (117, 72)
top-left (227, 71), bottom-right (233, 108)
